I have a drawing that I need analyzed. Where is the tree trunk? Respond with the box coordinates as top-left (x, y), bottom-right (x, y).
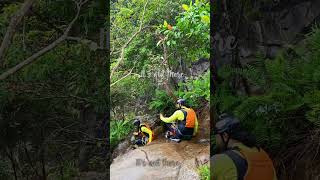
top-left (40, 129), bottom-right (46, 180)
top-left (162, 40), bottom-right (177, 101)
top-left (79, 105), bottom-right (97, 172)
top-left (6, 147), bottom-right (18, 180)
top-left (211, 0), bottom-right (221, 129)
top-left (0, 0), bottom-right (36, 66)
top-left (24, 143), bottom-right (39, 178)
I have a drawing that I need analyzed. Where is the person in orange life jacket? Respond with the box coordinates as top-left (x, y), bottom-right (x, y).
top-left (159, 98), bottom-right (198, 143)
top-left (211, 113), bottom-right (277, 180)
top-left (131, 119), bottom-right (154, 146)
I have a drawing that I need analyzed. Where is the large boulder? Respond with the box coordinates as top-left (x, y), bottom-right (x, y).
top-left (110, 140), bottom-right (209, 180)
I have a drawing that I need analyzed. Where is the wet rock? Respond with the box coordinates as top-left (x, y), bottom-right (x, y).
top-left (152, 126), bottom-right (164, 138)
top-left (198, 139), bottom-right (210, 144)
top-left (178, 159), bottom-right (200, 180)
top-left (112, 140), bottom-right (131, 160)
top-left (110, 140), bottom-right (209, 180)
top-left (189, 58), bottom-right (209, 77)
top-left (196, 154), bottom-right (210, 167)
top-left (136, 114), bottom-right (159, 129)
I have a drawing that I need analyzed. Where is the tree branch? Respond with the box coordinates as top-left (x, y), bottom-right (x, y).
top-left (110, 0), bottom-right (150, 79)
top-left (66, 36), bottom-right (100, 50)
top-left (0, 0), bottom-right (89, 80)
top-left (110, 66), bottom-right (135, 87)
top-left (0, 0), bottom-right (36, 66)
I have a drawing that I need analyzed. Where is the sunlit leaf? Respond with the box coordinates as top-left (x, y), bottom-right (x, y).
top-left (164, 20), bottom-right (168, 27)
top-left (201, 15), bottom-right (210, 24)
top-left (182, 4), bottom-right (189, 11)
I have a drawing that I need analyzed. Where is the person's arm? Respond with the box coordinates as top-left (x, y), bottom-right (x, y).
top-left (160, 110), bottom-right (183, 123)
top-left (141, 126), bottom-right (153, 143)
top-left (211, 154), bottom-right (238, 180)
top-left (193, 116), bottom-right (198, 136)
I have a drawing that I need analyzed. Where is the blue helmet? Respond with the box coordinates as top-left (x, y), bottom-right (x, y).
top-left (133, 119), bottom-right (141, 126)
top-left (176, 98), bottom-right (186, 106)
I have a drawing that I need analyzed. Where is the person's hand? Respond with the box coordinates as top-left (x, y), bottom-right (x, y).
top-left (160, 113), bottom-right (164, 118)
top-left (171, 123), bottom-right (176, 128)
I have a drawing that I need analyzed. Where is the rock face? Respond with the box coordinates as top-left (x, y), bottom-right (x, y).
top-left (112, 139), bottom-right (131, 160)
top-left (194, 103), bottom-right (210, 143)
top-left (188, 58), bottom-right (209, 77)
top-left (110, 140), bottom-right (209, 180)
top-left (212, 0), bottom-right (320, 96)
top-left (216, 0), bottom-right (320, 68)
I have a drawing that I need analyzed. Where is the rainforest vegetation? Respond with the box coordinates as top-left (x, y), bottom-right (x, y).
top-left (110, 0), bottom-right (210, 179)
top-left (212, 0), bottom-right (320, 179)
top-left (2, 0), bottom-right (318, 180)
top-left (110, 0), bottom-right (210, 151)
top-left (0, 0), bottom-right (108, 179)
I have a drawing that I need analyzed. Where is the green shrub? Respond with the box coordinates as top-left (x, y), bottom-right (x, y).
top-left (149, 71), bottom-right (209, 114)
top-left (0, 160), bottom-right (11, 180)
top-left (110, 119), bottom-right (134, 150)
top-left (198, 164), bottom-right (210, 180)
top-left (48, 161), bottom-right (79, 180)
top-left (149, 89), bottom-right (176, 115)
top-left (177, 70), bottom-right (210, 108)
top-left (158, 0), bottom-right (210, 62)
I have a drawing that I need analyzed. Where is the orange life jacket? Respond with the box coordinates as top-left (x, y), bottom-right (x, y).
top-left (225, 147), bottom-right (276, 180)
top-left (181, 108), bottom-right (196, 128)
top-left (241, 148), bottom-right (275, 180)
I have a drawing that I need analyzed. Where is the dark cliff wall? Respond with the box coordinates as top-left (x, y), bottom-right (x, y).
top-left (215, 0), bottom-right (320, 67)
top-left (212, 0), bottom-right (320, 96)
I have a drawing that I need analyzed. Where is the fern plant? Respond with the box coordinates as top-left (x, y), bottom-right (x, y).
top-left (213, 26), bottom-right (320, 151)
top-left (176, 70), bottom-right (210, 108)
top-left (149, 89), bottom-right (176, 115)
top-left (110, 119), bottom-right (134, 150)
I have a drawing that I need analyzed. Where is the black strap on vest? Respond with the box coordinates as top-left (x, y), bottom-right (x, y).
top-left (180, 109), bottom-right (189, 128)
top-left (224, 149), bottom-right (248, 180)
top-left (180, 109), bottom-right (187, 121)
